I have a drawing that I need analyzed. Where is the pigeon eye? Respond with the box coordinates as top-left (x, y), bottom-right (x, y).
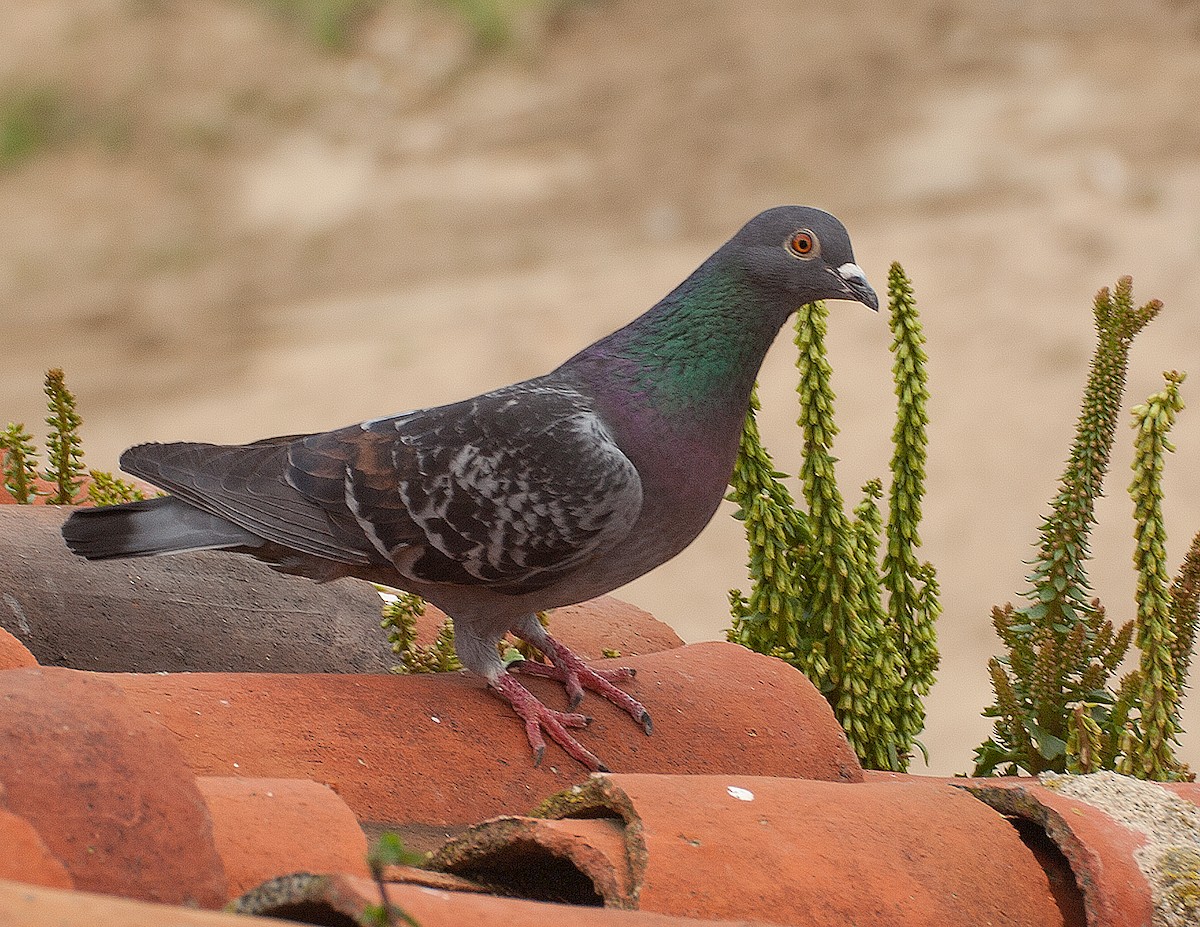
top-left (786, 230), bottom-right (819, 259)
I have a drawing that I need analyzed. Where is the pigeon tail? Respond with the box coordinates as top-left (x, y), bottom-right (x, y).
top-left (62, 496), bottom-right (263, 560)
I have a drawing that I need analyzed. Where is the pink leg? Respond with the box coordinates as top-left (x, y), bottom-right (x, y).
top-left (490, 672), bottom-right (608, 771)
top-left (512, 634), bottom-right (653, 735)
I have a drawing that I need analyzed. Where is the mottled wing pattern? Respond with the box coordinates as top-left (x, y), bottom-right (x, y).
top-left (286, 380), bottom-right (644, 593)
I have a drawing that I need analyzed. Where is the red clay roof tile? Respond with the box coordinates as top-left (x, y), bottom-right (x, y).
top-left (0, 628), bottom-right (36, 669)
top-left (963, 773), bottom-right (1200, 927)
top-left (0, 667), bottom-right (228, 907)
top-left (234, 871), bottom-right (775, 926)
top-left (431, 773), bottom-right (1066, 926)
top-left (0, 878), bottom-right (297, 927)
top-left (0, 810), bottom-right (73, 890)
top-left (110, 641), bottom-right (860, 839)
top-left (197, 776), bottom-right (371, 896)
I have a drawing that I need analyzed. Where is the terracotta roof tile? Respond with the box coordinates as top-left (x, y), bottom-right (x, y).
top-left (429, 773), bottom-right (1065, 926)
top-left (0, 667), bottom-right (228, 906)
top-left (1, 509), bottom-right (1180, 926)
top-left (0, 628), bottom-right (36, 669)
top-left (197, 776), bottom-right (371, 896)
top-left (234, 872), bottom-right (774, 926)
top-left (110, 641), bottom-right (860, 838)
top-left (0, 810), bottom-right (73, 890)
top-left (963, 773), bottom-right (1200, 927)
top-left (0, 878), bottom-right (297, 927)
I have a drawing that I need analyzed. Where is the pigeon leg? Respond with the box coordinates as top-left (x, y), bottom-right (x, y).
top-left (490, 672), bottom-right (607, 771)
top-left (513, 633), bottom-right (654, 735)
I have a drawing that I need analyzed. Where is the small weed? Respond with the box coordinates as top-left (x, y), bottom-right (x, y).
top-left (727, 263), bottom-right (939, 772)
top-left (0, 423), bottom-right (40, 504)
top-left (435, 0), bottom-right (581, 49)
top-left (43, 369), bottom-right (85, 504)
top-left (380, 590), bottom-right (561, 673)
top-left (380, 590), bottom-right (463, 674)
top-left (1, 369), bottom-right (146, 506)
top-left (976, 279), bottom-right (1198, 781)
top-left (253, 0), bottom-right (380, 50)
top-left (0, 86), bottom-right (72, 170)
top-left (362, 833), bottom-right (424, 927)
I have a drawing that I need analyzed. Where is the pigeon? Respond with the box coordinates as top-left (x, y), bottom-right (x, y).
top-left (62, 206), bottom-right (878, 770)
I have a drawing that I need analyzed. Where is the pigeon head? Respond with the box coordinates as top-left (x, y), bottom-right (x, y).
top-left (724, 205), bottom-right (879, 312)
top-left (567, 205), bottom-right (877, 412)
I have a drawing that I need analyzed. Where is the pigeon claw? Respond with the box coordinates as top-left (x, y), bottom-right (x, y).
top-left (516, 634), bottom-right (654, 740)
top-left (491, 672), bottom-right (606, 772)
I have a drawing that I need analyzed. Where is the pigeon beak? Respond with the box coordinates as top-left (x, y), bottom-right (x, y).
top-left (834, 262), bottom-right (879, 311)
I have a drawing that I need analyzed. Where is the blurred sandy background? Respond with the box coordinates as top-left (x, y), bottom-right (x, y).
top-left (3, 0), bottom-right (1200, 774)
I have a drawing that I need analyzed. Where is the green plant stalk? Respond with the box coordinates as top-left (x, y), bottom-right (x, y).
top-left (1125, 370), bottom-right (1187, 780)
top-left (846, 479), bottom-right (903, 769)
top-left (43, 368), bottom-right (85, 504)
top-left (794, 301), bottom-right (858, 654)
top-left (380, 589), bottom-right (424, 652)
top-left (726, 387), bottom-right (812, 665)
top-left (1, 422), bottom-right (40, 503)
top-left (975, 278), bottom-right (1161, 776)
top-left (794, 300), bottom-right (890, 763)
top-left (1168, 530), bottom-right (1200, 693)
top-left (1105, 670), bottom-right (1142, 771)
top-left (87, 469), bottom-right (147, 506)
top-left (1027, 281), bottom-right (1160, 713)
top-left (5, 371), bottom-right (147, 507)
top-left (382, 596), bottom-right (570, 674)
top-left (364, 832), bottom-right (423, 927)
top-left (1066, 702), bottom-right (1104, 774)
top-left (381, 591), bottom-right (463, 674)
top-left (728, 269), bottom-right (939, 770)
top-left (881, 261), bottom-right (940, 754)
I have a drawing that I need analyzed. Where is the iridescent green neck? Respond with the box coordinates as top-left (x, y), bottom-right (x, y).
top-left (582, 265), bottom-right (784, 415)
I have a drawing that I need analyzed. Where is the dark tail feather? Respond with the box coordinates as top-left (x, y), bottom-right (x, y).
top-left (62, 496), bottom-right (263, 560)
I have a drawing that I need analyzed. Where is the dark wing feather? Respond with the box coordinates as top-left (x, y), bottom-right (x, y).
top-left (287, 380), bottom-right (643, 593)
top-left (120, 441), bottom-right (379, 564)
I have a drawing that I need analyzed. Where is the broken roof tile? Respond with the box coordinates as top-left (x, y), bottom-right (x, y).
top-left (234, 871), bottom-right (774, 926)
top-left (430, 772), bottom-right (1065, 926)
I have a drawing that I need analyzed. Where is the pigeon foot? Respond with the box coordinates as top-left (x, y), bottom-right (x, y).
top-left (513, 634), bottom-right (654, 736)
top-left (491, 672), bottom-right (608, 771)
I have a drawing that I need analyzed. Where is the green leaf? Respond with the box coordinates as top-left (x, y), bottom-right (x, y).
top-left (368, 832), bottom-right (425, 870)
top-left (1025, 721), bottom-right (1067, 762)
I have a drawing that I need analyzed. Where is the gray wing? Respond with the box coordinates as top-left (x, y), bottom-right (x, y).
top-left (120, 435), bottom-right (381, 565)
top-left (286, 380), bottom-right (644, 594)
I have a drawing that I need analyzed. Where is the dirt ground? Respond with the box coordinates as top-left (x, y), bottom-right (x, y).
top-left (3, 0), bottom-right (1200, 774)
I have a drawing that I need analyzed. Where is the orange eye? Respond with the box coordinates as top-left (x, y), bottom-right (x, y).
top-left (786, 229), bottom-right (819, 258)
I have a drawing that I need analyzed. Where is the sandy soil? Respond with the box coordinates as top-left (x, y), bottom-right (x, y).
top-left (3, 0), bottom-right (1200, 774)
